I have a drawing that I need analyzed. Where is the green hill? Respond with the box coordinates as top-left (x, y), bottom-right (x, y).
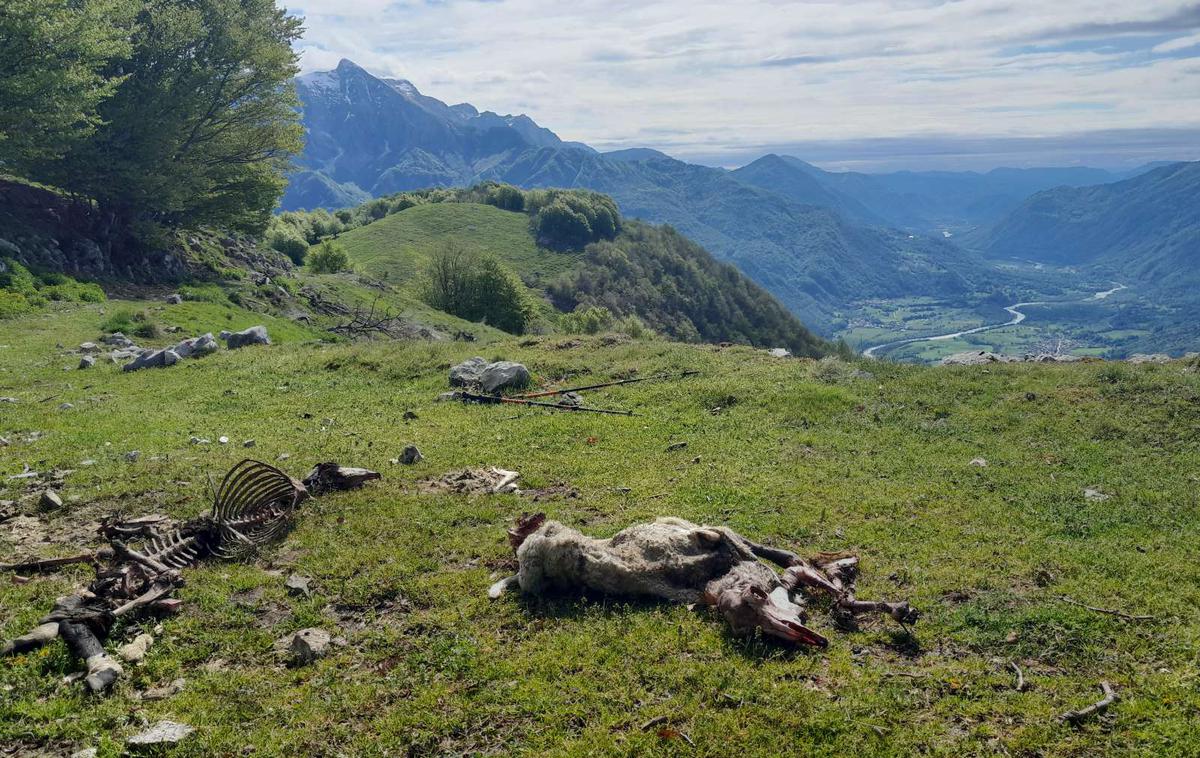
top-left (314, 188), bottom-right (833, 357)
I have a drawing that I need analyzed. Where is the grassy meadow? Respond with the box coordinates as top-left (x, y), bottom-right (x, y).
top-left (2, 301), bottom-right (1199, 756)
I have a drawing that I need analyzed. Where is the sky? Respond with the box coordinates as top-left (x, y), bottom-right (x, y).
top-left (291, 0), bottom-right (1200, 171)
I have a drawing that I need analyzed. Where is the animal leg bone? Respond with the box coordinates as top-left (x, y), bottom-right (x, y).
top-left (1, 622), bottom-right (61, 656)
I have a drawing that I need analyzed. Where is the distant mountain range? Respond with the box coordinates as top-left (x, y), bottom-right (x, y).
top-left (284, 60), bottom-right (1196, 342)
top-left (971, 162), bottom-right (1200, 292)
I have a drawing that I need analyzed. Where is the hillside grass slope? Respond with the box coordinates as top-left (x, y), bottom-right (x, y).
top-left (2, 301), bottom-right (1198, 756)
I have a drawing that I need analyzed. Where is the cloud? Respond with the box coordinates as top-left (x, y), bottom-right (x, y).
top-left (291, 0), bottom-right (1200, 168)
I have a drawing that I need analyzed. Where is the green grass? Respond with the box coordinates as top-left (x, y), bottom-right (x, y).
top-left (2, 301), bottom-right (1199, 756)
top-left (335, 203), bottom-right (581, 288)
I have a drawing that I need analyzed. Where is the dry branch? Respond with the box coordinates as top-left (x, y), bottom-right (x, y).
top-left (1010, 661), bottom-right (1026, 692)
top-left (1059, 595), bottom-right (1154, 621)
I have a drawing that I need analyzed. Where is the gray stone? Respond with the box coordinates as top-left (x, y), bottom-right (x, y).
top-left (1, 396), bottom-right (18, 403)
top-left (70, 749), bottom-right (97, 758)
top-left (284, 627), bottom-right (331, 665)
top-left (969, 458), bottom-right (988, 467)
top-left (479, 361), bottom-right (531, 394)
top-left (59, 402), bottom-right (74, 410)
top-left (38, 490), bottom-right (63, 511)
top-left (223, 325), bottom-right (271, 349)
top-left (285, 574), bottom-right (312, 598)
top-left (1128, 353), bottom-right (1171, 365)
top-left (171, 333), bottom-right (218, 359)
top-left (449, 356), bottom-right (488, 387)
top-left (78, 355), bottom-right (95, 370)
top-left (766, 347), bottom-right (792, 358)
top-left (940, 351), bottom-right (1017, 366)
top-left (102, 332), bottom-right (134, 348)
top-left (126, 720), bottom-right (194, 748)
top-left (243, 439), bottom-right (256, 448)
top-left (0, 437), bottom-right (9, 446)
top-left (165, 293), bottom-right (183, 304)
top-left (125, 450), bottom-right (140, 462)
top-left (141, 677), bottom-right (185, 701)
top-left (1084, 488), bottom-right (1112, 502)
top-left (399, 445), bottom-right (423, 464)
top-left (122, 348), bottom-right (180, 372)
top-left (79, 342), bottom-right (101, 353)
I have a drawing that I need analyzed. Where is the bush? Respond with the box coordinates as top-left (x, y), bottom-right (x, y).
top-left (309, 239), bottom-right (350, 274)
top-left (101, 307), bottom-right (143, 334)
top-left (0, 258), bottom-right (105, 317)
top-left (486, 184), bottom-right (525, 212)
top-left (422, 243), bottom-right (534, 335)
top-left (268, 229), bottom-right (309, 265)
top-left (560, 305), bottom-right (614, 335)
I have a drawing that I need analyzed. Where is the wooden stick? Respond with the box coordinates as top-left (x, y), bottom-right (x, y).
top-left (1060, 681), bottom-right (1118, 725)
top-left (0, 553), bottom-right (97, 573)
top-left (1059, 595), bottom-right (1154, 621)
top-left (516, 371), bottom-right (700, 399)
top-left (460, 392), bottom-right (638, 416)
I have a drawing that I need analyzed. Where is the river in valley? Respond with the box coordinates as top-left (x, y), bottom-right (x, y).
top-left (862, 284), bottom-right (1128, 359)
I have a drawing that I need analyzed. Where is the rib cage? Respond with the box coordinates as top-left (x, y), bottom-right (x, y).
top-left (136, 460), bottom-right (309, 568)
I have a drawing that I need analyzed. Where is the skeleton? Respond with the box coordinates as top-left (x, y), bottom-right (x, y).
top-left (2, 460), bottom-right (310, 692)
top-left (491, 515), bottom-right (917, 647)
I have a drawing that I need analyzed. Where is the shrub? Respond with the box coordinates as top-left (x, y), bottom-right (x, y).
top-left (486, 184), bottom-right (525, 212)
top-left (535, 200), bottom-right (593, 250)
top-left (101, 308), bottom-right (140, 334)
top-left (0, 290), bottom-right (32, 319)
top-left (308, 239), bottom-right (350, 274)
top-left (268, 229), bottom-right (309, 265)
top-left (422, 243), bottom-right (534, 335)
top-left (560, 305), bottom-right (614, 335)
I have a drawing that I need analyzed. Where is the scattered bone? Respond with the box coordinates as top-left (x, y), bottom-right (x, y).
top-left (2, 460), bottom-right (309, 692)
top-left (1060, 681), bottom-right (1118, 725)
top-left (302, 463), bottom-right (381, 495)
top-left (420, 468), bottom-right (520, 495)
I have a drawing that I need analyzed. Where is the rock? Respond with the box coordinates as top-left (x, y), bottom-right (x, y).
top-left (190, 436), bottom-right (210, 445)
top-left (122, 348), bottom-right (181, 372)
top-left (283, 628), bottom-right (331, 665)
top-left (0, 397), bottom-right (17, 403)
top-left (1128, 353), bottom-right (1171, 365)
top-left (402, 410), bottom-right (418, 421)
top-left (1084, 488), bottom-right (1112, 502)
top-left (79, 342), bottom-right (100, 353)
top-left (125, 450), bottom-right (140, 462)
top-left (166, 293), bottom-right (183, 304)
top-left (766, 347), bottom-right (792, 358)
top-left (449, 356), bottom-right (488, 387)
top-left (941, 351), bottom-right (1017, 366)
top-left (38, 490), bottom-right (63, 511)
top-left (285, 574), bottom-right (312, 598)
top-left (126, 720), bottom-right (194, 748)
top-left (78, 355), bottom-right (95, 370)
top-left (102, 332), bottom-right (134, 348)
top-left (224, 325), bottom-right (271, 349)
top-left (558, 392), bottom-right (584, 407)
top-left (436, 391), bottom-right (461, 402)
top-left (70, 749), bottom-right (97, 758)
top-left (218, 436), bottom-right (229, 445)
top-left (118, 633), bottom-right (154, 663)
top-left (277, 453), bottom-right (290, 461)
top-left (399, 445), bottom-right (423, 464)
top-left (171, 333), bottom-right (218, 359)
top-left (59, 402), bottom-right (74, 410)
top-left (0, 437), bottom-right (9, 446)
top-left (243, 439), bottom-right (256, 448)
top-left (969, 458), bottom-right (988, 467)
top-left (479, 361), bottom-right (531, 394)
top-left (666, 441), bottom-right (689, 452)
top-left (141, 677), bottom-right (185, 700)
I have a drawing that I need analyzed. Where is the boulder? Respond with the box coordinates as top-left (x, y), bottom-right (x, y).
top-left (766, 348), bottom-right (792, 358)
top-left (171, 333), bottom-right (218, 359)
top-left (122, 348), bottom-right (181, 372)
top-left (38, 490), bottom-right (63, 511)
top-left (285, 574), bottom-right (312, 598)
top-left (449, 356), bottom-right (488, 387)
top-left (479, 361), bottom-right (531, 394)
top-left (165, 293), bottom-right (183, 304)
top-left (79, 342), bottom-right (101, 353)
top-left (223, 325), bottom-right (270, 349)
top-left (78, 355), bottom-right (95, 370)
